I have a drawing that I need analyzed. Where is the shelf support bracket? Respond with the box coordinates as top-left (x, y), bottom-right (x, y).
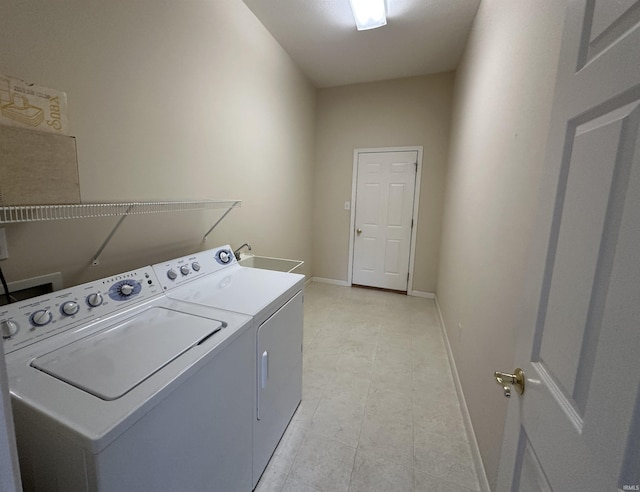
top-left (203, 202), bottom-right (239, 241)
top-left (91, 205), bottom-right (134, 266)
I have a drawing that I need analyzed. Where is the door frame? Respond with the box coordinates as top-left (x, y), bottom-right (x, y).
top-left (347, 146), bottom-right (423, 295)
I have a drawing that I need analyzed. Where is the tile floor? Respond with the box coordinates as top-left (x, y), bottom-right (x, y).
top-left (255, 282), bottom-right (481, 492)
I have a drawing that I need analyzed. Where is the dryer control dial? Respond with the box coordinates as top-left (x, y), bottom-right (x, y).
top-left (61, 301), bottom-right (80, 316)
top-left (218, 250), bottom-right (231, 264)
top-left (1, 320), bottom-right (18, 339)
top-left (192, 262), bottom-right (201, 271)
top-left (87, 293), bottom-right (104, 307)
top-left (31, 309), bottom-right (52, 327)
top-left (180, 265), bottom-right (190, 276)
top-left (167, 269), bottom-right (178, 280)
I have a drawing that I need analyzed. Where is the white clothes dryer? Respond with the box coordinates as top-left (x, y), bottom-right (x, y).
top-left (1, 266), bottom-right (254, 492)
top-left (152, 245), bottom-right (305, 487)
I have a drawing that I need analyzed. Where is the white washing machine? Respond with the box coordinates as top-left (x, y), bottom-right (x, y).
top-left (152, 245), bottom-right (305, 488)
top-left (1, 266), bottom-right (254, 492)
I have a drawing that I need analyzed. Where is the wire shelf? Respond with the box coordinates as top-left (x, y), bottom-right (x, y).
top-left (0, 199), bottom-right (241, 265)
top-left (0, 200), bottom-right (241, 224)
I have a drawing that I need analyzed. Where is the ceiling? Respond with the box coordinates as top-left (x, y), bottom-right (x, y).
top-left (242, 0), bottom-right (481, 88)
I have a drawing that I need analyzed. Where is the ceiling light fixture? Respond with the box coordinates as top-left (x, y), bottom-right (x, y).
top-left (348, 0), bottom-right (387, 31)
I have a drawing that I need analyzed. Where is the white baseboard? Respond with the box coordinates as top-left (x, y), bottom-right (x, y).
top-left (311, 277), bottom-right (350, 287)
top-left (408, 290), bottom-right (435, 299)
top-left (311, 278), bottom-right (435, 297)
top-left (435, 296), bottom-right (491, 492)
top-left (304, 277), bottom-right (313, 289)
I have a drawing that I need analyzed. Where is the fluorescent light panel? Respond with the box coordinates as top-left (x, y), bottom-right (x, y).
top-left (349, 0), bottom-right (387, 31)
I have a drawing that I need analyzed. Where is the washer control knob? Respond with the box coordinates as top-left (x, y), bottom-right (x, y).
top-left (61, 301), bottom-right (80, 316)
top-left (180, 265), bottom-right (190, 276)
top-left (87, 293), bottom-right (104, 307)
top-left (219, 251), bottom-right (231, 263)
top-left (119, 283), bottom-right (134, 296)
top-left (31, 309), bottom-right (53, 327)
top-left (1, 320), bottom-right (18, 339)
top-left (167, 269), bottom-right (178, 280)
top-left (192, 262), bottom-right (201, 271)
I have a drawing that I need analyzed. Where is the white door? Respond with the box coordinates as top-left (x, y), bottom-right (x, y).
top-left (352, 150), bottom-right (417, 291)
top-left (497, 1), bottom-right (640, 490)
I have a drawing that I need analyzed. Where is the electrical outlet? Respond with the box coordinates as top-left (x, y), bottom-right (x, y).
top-left (0, 228), bottom-right (8, 260)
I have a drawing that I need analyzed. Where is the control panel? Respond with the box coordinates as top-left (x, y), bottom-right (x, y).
top-left (152, 245), bottom-right (237, 291)
top-left (1, 266), bottom-right (163, 354)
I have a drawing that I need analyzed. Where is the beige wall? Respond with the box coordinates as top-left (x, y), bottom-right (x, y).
top-left (314, 74), bottom-right (454, 292)
top-left (0, 0), bottom-right (315, 287)
top-left (437, 1), bottom-right (566, 487)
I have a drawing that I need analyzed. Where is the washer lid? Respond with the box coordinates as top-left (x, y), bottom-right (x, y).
top-left (31, 307), bottom-right (223, 401)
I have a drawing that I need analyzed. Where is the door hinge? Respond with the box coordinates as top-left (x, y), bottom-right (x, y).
top-left (411, 219), bottom-right (414, 229)
top-left (407, 272), bottom-right (410, 282)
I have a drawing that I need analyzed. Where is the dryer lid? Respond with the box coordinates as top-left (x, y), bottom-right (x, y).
top-left (167, 265), bottom-right (303, 316)
top-left (31, 307), bottom-right (223, 401)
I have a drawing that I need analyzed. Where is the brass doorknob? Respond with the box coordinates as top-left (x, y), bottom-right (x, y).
top-left (494, 368), bottom-right (525, 398)
top-left (356, 228), bottom-right (362, 235)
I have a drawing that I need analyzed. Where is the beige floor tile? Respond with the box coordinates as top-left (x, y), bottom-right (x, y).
top-left (322, 369), bottom-right (371, 403)
top-left (302, 361), bottom-right (336, 400)
top-left (380, 316), bottom-right (417, 334)
top-left (334, 336), bottom-right (377, 356)
top-left (358, 412), bottom-right (414, 468)
top-left (411, 351), bottom-right (450, 379)
top-left (304, 350), bottom-right (340, 373)
top-left (414, 468), bottom-right (480, 492)
top-left (288, 431), bottom-right (357, 492)
top-left (307, 333), bottom-right (350, 356)
top-left (302, 322), bottom-right (321, 349)
top-left (256, 420), bottom-right (308, 492)
top-left (255, 462), bottom-right (287, 492)
top-left (282, 476), bottom-right (322, 492)
top-left (308, 391), bottom-right (366, 447)
top-left (335, 342), bottom-right (377, 378)
top-left (348, 451), bottom-right (414, 492)
top-left (413, 406), bottom-right (468, 444)
top-left (370, 360), bottom-right (413, 393)
top-left (302, 373), bottom-right (328, 400)
top-left (413, 375), bottom-right (462, 415)
top-left (348, 321), bottom-right (382, 344)
top-left (364, 386), bottom-right (413, 425)
top-left (413, 397), bottom-right (466, 439)
top-left (292, 397), bottom-right (320, 429)
top-left (414, 427), bottom-right (480, 491)
top-left (412, 367), bottom-right (455, 395)
top-left (412, 330), bottom-right (447, 350)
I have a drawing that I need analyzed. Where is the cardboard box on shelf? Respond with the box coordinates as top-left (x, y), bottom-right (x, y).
top-left (0, 125), bottom-right (80, 206)
top-left (0, 73), bottom-right (69, 136)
